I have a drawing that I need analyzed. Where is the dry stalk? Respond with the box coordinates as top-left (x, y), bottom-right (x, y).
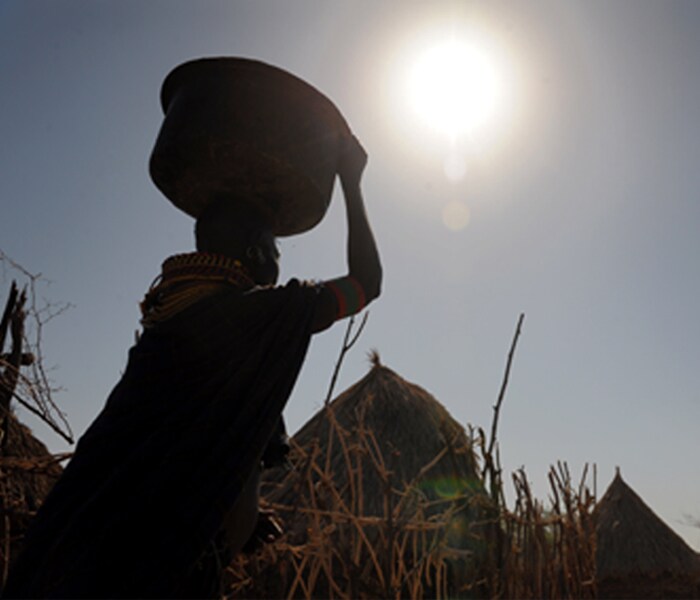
top-left (227, 406), bottom-right (472, 599)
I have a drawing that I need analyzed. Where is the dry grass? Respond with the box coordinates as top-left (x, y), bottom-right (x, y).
top-left (225, 403), bottom-right (598, 599)
top-left (493, 462), bottom-right (598, 599)
top-left (227, 409), bottom-right (484, 599)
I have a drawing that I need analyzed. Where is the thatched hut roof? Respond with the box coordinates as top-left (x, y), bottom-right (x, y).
top-left (262, 357), bottom-right (485, 564)
top-left (262, 357), bottom-right (484, 543)
top-left (232, 359), bottom-right (486, 598)
top-left (595, 470), bottom-right (700, 582)
top-left (1, 414), bottom-right (62, 511)
top-left (1, 413), bottom-right (63, 581)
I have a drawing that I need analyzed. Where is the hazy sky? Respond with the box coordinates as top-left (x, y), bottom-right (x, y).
top-left (2, 0), bottom-right (699, 550)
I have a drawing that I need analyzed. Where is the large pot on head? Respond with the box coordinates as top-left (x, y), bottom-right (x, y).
top-left (149, 57), bottom-right (351, 236)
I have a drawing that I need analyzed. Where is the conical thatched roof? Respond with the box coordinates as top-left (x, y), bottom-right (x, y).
top-left (0, 413), bottom-right (63, 580)
top-left (264, 358), bottom-right (483, 523)
top-left (1, 414), bottom-right (62, 507)
top-left (595, 470), bottom-right (700, 581)
top-left (232, 359), bottom-right (486, 599)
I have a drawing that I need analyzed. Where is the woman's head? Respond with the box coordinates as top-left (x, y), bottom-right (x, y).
top-left (195, 198), bottom-right (279, 285)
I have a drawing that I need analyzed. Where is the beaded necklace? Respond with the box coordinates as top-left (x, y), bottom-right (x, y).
top-left (140, 252), bottom-right (254, 327)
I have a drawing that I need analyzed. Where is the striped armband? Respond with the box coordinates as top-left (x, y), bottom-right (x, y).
top-left (325, 277), bottom-right (367, 320)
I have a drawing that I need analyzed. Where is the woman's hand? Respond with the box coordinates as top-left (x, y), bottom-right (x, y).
top-left (338, 134), bottom-right (368, 189)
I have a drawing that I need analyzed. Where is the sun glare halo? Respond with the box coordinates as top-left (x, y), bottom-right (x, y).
top-left (408, 39), bottom-right (503, 138)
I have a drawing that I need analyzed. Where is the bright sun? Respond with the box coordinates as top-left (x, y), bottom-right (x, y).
top-left (408, 39), bottom-right (503, 138)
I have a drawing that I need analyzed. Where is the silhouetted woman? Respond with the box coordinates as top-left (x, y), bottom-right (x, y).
top-left (3, 135), bottom-right (381, 598)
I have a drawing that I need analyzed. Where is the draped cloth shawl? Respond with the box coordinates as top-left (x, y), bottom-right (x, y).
top-left (4, 279), bottom-right (320, 598)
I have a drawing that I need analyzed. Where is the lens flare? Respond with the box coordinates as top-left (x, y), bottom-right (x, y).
top-left (419, 475), bottom-right (483, 499)
top-left (442, 201), bottom-right (471, 231)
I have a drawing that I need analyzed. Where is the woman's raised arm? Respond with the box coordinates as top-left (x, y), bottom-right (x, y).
top-left (311, 136), bottom-right (383, 333)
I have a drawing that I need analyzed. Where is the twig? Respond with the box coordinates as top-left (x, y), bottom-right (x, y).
top-left (8, 390), bottom-right (74, 444)
top-left (0, 282), bottom-right (19, 354)
top-left (0, 283), bottom-right (24, 415)
top-left (324, 312), bottom-right (369, 406)
top-left (485, 313), bottom-right (525, 466)
top-left (0, 252), bottom-right (74, 443)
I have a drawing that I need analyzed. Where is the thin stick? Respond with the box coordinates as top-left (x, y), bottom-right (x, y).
top-left (0, 255), bottom-right (74, 443)
top-left (324, 312), bottom-right (369, 406)
top-left (9, 390), bottom-right (74, 445)
top-left (320, 312), bottom-right (369, 478)
top-left (0, 282), bottom-right (19, 353)
top-left (486, 313), bottom-right (525, 463)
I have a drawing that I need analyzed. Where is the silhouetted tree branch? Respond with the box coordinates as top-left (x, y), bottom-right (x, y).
top-left (0, 251), bottom-right (73, 444)
top-left (324, 311), bottom-right (369, 406)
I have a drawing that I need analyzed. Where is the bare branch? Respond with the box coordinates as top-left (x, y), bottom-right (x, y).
top-left (324, 312), bottom-right (369, 406)
top-left (485, 313), bottom-right (525, 466)
top-left (0, 251), bottom-right (73, 443)
top-left (6, 389), bottom-right (73, 445)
